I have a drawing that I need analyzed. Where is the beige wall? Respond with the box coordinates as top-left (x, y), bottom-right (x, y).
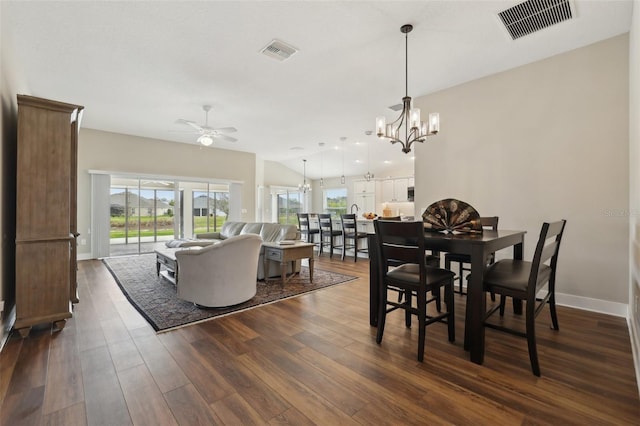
top-left (414, 34), bottom-right (630, 308)
top-left (77, 129), bottom-right (257, 257)
top-left (628, 0), bottom-right (640, 388)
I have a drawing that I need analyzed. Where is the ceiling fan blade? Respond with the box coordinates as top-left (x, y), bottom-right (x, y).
top-left (214, 134), bottom-right (238, 143)
top-left (168, 129), bottom-right (199, 134)
top-left (212, 127), bottom-right (237, 134)
top-left (176, 119), bottom-right (203, 131)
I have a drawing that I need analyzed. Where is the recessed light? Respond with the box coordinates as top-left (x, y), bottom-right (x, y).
top-left (290, 146), bottom-right (304, 150)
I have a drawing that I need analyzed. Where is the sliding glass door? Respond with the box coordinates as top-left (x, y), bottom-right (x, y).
top-left (276, 189), bottom-right (302, 225)
top-left (109, 178), bottom-right (178, 255)
top-left (192, 183), bottom-right (229, 234)
top-left (108, 177), bottom-right (230, 256)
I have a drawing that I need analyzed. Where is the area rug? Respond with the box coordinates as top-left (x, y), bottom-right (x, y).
top-left (103, 253), bottom-right (357, 333)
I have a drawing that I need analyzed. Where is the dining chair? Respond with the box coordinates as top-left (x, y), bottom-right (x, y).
top-left (481, 219), bottom-right (567, 376)
top-left (318, 213), bottom-right (343, 258)
top-left (375, 215), bottom-right (441, 308)
top-left (340, 214), bottom-right (368, 262)
top-left (374, 220), bottom-right (455, 362)
top-left (444, 216), bottom-right (499, 295)
top-left (297, 213), bottom-right (320, 247)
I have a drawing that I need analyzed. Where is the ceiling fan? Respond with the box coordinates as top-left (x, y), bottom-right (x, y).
top-left (174, 105), bottom-right (237, 146)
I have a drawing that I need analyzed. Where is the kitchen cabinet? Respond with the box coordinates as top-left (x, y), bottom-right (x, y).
top-left (353, 179), bottom-right (376, 215)
top-left (357, 220), bottom-right (375, 234)
top-left (381, 177), bottom-right (410, 202)
top-left (355, 192), bottom-right (376, 215)
top-left (354, 180), bottom-right (375, 194)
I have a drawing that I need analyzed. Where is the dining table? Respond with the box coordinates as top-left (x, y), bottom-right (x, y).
top-left (367, 227), bottom-right (527, 365)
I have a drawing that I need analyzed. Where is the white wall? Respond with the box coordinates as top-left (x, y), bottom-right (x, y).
top-left (414, 34), bottom-right (629, 307)
top-left (77, 129), bottom-right (257, 257)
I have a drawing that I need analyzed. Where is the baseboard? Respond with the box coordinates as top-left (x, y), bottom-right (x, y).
top-left (0, 304), bottom-right (16, 353)
top-left (77, 253), bottom-right (93, 261)
top-left (554, 292), bottom-right (628, 317)
top-left (628, 314), bottom-right (640, 397)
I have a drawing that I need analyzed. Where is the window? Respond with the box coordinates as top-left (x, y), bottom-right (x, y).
top-left (276, 190), bottom-right (302, 225)
top-left (323, 187), bottom-right (347, 218)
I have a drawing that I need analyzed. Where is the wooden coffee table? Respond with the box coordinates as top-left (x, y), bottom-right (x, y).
top-left (262, 241), bottom-right (315, 285)
top-left (154, 248), bottom-right (180, 285)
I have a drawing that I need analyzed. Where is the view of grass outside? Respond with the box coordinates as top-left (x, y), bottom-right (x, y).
top-left (324, 188), bottom-right (347, 218)
top-left (110, 187), bottom-right (175, 240)
top-left (192, 191), bottom-right (229, 234)
top-left (278, 191), bottom-right (302, 225)
top-left (109, 215), bottom-right (174, 238)
top-left (193, 216), bottom-right (227, 234)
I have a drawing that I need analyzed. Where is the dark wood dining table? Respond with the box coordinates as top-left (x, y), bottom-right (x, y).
top-left (368, 228), bottom-right (526, 365)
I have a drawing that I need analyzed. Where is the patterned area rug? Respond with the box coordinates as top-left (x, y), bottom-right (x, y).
top-left (103, 253), bottom-right (357, 332)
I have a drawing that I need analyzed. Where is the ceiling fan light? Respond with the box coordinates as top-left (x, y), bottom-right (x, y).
top-left (198, 134), bottom-right (214, 146)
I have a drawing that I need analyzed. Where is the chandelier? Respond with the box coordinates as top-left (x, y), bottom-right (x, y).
top-left (376, 24), bottom-right (440, 154)
top-left (299, 159), bottom-right (311, 193)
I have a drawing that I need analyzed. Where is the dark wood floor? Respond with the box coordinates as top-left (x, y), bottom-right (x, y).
top-left (1, 254), bottom-right (639, 425)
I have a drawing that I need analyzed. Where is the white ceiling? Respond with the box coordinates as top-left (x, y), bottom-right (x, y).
top-left (2, 1), bottom-right (633, 180)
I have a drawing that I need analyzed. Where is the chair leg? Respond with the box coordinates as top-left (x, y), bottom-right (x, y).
top-left (376, 285), bottom-right (387, 345)
top-left (499, 295), bottom-right (506, 316)
top-left (433, 288), bottom-right (442, 313)
top-left (405, 290), bottom-right (412, 328)
top-left (526, 303), bottom-right (541, 377)
top-left (549, 291), bottom-right (559, 331)
top-left (417, 290), bottom-right (426, 362)
top-left (341, 237), bottom-right (347, 261)
top-left (446, 280), bottom-right (455, 342)
top-left (353, 237), bottom-right (358, 263)
top-left (458, 262), bottom-right (464, 294)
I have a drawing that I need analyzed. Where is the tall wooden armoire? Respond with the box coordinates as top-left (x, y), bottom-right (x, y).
top-left (14, 95), bottom-right (83, 337)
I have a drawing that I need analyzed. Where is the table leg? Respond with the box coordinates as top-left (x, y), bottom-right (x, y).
top-left (368, 234), bottom-right (379, 327)
top-left (156, 258), bottom-right (160, 277)
top-left (308, 257), bottom-right (314, 283)
top-left (466, 245), bottom-right (487, 364)
top-left (512, 241), bottom-right (524, 315)
top-left (281, 261), bottom-right (286, 286)
top-left (264, 256), bottom-right (269, 282)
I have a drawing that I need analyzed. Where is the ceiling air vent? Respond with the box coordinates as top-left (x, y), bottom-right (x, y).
top-left (260, 39), bottom-right (298, 62)
top-left (498, 0), bottom-right (574, 40)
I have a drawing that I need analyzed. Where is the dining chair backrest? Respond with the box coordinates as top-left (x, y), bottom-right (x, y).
top-left (378, 216), bottom-right (401, 221)
top-left (374, 220), bottom-right (426, 279)
top-left (527, 220), bottom-right (567, 299)
top-left (341, 214), bottom-right (358, 234)
top-left (318, 213), bottom-right (333, 232)
top-left (480, 216), bottom-right (499, 231)
top-left (297, 213), bottom-right (310, 230)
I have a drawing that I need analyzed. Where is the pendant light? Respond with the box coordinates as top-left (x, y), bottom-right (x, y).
top-left (364, 130), bottom-right (374, 181)
top-left (319, 142), bottom-right (325, 188)
top-left (340, 137), bottom-right (346, 185)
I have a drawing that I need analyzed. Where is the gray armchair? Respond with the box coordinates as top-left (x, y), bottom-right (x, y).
top-left (175, 234), bottom-right (263, 307)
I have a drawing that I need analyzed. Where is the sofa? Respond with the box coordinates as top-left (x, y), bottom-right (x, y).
top-left (168, 221), bottom-right (300, 280)
top-left (175, 234), bottom-right (263, 307)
